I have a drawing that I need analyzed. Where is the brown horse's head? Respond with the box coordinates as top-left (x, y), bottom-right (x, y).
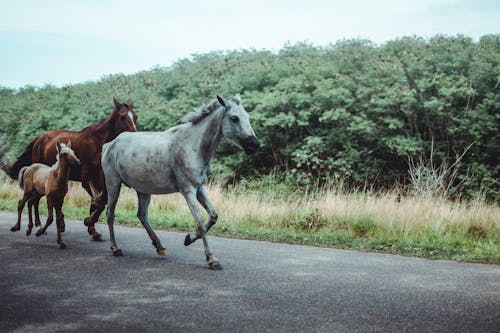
top-left (112, 97), bottom-right (138, 134)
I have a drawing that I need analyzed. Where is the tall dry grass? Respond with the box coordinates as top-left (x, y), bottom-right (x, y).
top-left (1, 180), bottom-right (498, 234)
top-left (212, 185), bottom-right (499, 237)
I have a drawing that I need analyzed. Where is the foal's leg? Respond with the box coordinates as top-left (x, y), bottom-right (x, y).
top-left (26, 199), bottom-right (34, 236)
top-left (184, 186), bottom-right (218, 246)
top-left (55, 201), bottom-right (66, 249)
top-left (182, 189), bottom-right (221, 270)
top-left (137, 192), bottom-right (167, 256)
top-left (36, 199), bottom-right (54, 237)
top-left (12, 193), bottom-right (30, 232)
top-left (33, 196), bottom-right (42, 228)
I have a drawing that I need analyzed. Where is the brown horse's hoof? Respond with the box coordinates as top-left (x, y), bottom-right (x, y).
top-left (59, 243), bottom-right (66, 249)
top-left (26, 229), bottom-right (32, 236)
top-left (83, 217), bottom-right (91, 226)
top-left (35, 229), bottom-right (46, 237)
top-left (11, 226), bottom-right (20, 232)
top-left (157, 249), bottom-right (168, 256)
top-left (91, 231), bottom-right (103, 241)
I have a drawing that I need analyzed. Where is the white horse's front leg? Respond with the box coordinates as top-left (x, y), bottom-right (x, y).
top-left (184, 186), bottom-right (218, 246)
top-left (182, 189), bottom-right (222, 270)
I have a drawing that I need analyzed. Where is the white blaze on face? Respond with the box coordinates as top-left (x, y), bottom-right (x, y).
top-left (128, 111), bottom-right (137, 130)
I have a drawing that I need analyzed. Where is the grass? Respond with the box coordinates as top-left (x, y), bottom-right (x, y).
top-left (1, 179), bottom-right (498, 263)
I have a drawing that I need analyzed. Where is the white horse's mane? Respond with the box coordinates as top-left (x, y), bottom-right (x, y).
top-left (181, 99), bottom-right (222, 125)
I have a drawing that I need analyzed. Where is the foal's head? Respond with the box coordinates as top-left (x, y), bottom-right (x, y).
top-left (217, 94), bottom-right (260, 155)
top-left (56, 141), bottom-right (80, 166)
top-left (112, 97), bottom-right (138, 134)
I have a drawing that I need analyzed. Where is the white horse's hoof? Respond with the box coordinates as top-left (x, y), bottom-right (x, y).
top-left (184, 233), bottom-right (194, 246)
top-left (209, 262), bottom-right (223, 270)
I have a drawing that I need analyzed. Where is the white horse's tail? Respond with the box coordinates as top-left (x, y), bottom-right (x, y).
top-left (18, 166), bottom-right (29, 189)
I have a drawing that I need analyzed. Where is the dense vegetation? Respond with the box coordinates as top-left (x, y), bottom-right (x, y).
top-left (0, 35), bottom-right (498, 200)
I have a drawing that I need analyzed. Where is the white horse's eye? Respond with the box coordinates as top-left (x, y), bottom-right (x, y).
top-left (230, 116), bottom-right (239, 123)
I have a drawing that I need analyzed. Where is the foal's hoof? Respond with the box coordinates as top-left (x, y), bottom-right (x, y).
top-left (157, 249), bottom-right (168, 256)
top-left (208, 262), bottom-right (223, 270)
top-left (91, 232), bottom-right (103, 241)
top-left (10, 226), bottom-right (20, 232)
top-left (59, 243), bottom-right (66, 249)
top-left (112, 248), bottom-right (123, 257)
top-left (184, 234), bottom-right (193, 246)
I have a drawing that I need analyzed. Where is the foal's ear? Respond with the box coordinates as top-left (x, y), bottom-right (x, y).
top-left (217, 95), bottom-right (227, 107)
top-left (56, 141), bottom-right (62, 153)
top-left (113, 97), bottom-right (121, 109)
top-left (127, 98), bottom-right (133, 109)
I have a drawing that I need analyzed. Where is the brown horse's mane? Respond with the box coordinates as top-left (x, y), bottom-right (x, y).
top-left (80, 114), bottom-right (112, 132)
top-left (80, 102), bottom-right (130, 132)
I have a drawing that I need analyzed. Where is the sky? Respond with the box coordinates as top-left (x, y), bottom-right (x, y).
top-left (0, 0), bottom-right (499, 88)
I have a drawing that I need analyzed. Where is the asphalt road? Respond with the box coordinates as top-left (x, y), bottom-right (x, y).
top-left (0, 211), bottom-right (499, 332)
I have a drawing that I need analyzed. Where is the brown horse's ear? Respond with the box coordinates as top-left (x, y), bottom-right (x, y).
top-left (127, 98), bottom-right (133, 109)
top-left (56, 141), bottom-right (62, 153)
top-left (113, 97), bottom-right (121, 110)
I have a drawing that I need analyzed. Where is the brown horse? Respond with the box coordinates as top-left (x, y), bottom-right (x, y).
top-left (13, 141), bottom-right (80, 248)
top-left (0, 97), bottom-right (137, 240)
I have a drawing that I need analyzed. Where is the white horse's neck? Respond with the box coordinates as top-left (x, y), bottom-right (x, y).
top-left (195, 106), bottom-right (226, 164)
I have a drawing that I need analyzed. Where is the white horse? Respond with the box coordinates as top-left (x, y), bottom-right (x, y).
top-left (101, 94), bottom-right (260, 270)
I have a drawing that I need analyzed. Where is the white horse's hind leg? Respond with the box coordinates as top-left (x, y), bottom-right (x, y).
top-left (136, 192), bottom-right (167, 256)
top-left (105, 179), bottom-right (122, 256)
top-left (182, 189), bottom-right (222, 270)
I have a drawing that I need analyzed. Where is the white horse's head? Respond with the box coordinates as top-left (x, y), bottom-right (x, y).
top-left (218, 94), bottom-right (260, 155)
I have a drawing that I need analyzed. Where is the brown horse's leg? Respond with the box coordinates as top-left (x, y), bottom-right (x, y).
top-left (55, 202), bottom-right (66, 249)
top-left (36, 199), bottom-right (54, 237)
top-left (12, 193), bottom-right (30, 232)
top-left (81, 181), bottom-right (103, 240)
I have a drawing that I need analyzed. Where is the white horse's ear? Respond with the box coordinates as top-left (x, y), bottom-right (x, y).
top-left (56, 141), bottom-right (62, 153)
top-left (232, 94), bottom-right (241, 105)
top-left (217, 95), bottom-right (227, 107)
top-left (67, 140), bottom-right (72, 149)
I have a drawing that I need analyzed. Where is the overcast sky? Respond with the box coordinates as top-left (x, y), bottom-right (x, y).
top-left (0, 0), bottom-right (498, 88)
